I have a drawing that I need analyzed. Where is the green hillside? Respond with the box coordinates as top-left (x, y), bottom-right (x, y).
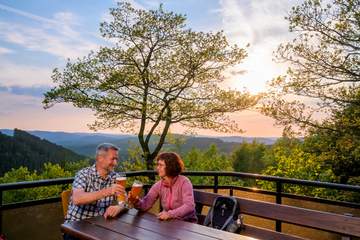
top-left (0, 129), bottom-right (87, 176)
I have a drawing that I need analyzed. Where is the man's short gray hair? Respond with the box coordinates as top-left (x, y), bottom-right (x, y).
top-left (96, 143), bottom-right (119, 157)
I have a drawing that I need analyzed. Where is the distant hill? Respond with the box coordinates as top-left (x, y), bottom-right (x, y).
top-left (216, 136), bottom-right (278, 145)
top-left (0, 129), bottom-right (86, 176)
top-left (1, 129), bottom-right (138, 157)
top-left (0, 129), bottom-right (133, 146)
top-left (0, 129), bottom-right (279, 158)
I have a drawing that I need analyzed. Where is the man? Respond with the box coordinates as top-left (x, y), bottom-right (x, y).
top-left (64, 143), bottom-right (125, 240)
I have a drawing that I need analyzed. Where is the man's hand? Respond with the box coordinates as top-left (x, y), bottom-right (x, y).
top-left (157, 211), bottom-right (171, 221)
top-left (104, 205), bottom-right (123, 219)
top-left (105, 184), bottom-right (125, 197)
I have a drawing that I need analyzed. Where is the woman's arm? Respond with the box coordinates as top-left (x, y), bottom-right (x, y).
top-left (135, 181), bottom-right (160, 211)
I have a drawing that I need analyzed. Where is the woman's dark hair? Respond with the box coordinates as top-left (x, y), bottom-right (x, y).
top-left (156, 152), bottom-right (184, 177)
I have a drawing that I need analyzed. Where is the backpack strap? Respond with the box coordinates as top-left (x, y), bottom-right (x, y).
top-left (203, 196), bottom-right (220, 227)
top-left (203, 205), bottom-right (213, 227)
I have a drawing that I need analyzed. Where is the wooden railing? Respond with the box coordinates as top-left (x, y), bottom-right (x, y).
top-left (1, 170), bottom-right (359, 235)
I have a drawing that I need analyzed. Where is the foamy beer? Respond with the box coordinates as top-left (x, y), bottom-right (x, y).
top-left (116, 176), bottom-right (127, 203)
top-left (130, 181), bottom-right (143, 199)
top-left (116, 176), bottom-right (126, 187)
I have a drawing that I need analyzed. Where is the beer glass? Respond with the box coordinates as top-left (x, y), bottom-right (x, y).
top-left (130, 180), bottom-right (143, 199)
top-left (115, 175), bottom-right (127, 204)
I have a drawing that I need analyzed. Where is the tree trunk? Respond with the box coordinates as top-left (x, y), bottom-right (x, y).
top-left (145, 154), bottom-right (155, 170)
top-left (145, 154), bottom-right (156, 181)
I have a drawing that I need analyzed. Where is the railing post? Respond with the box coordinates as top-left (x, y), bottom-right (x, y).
top-left (230, 187), bottom-right (233, 196)
top-left (0, 190), bottom-right (2, 234)
top-left (275, 181), bottom-right (282, 232)
top-left (214, 175), bottom-right (218, 193)
top-left (341, 213), bottom-right (353, 240)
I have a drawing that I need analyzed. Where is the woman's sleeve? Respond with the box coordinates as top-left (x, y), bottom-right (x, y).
top-left (168, 178), bottom-right (195, 218)
top-left (135, 181), bottom-right (160, 211)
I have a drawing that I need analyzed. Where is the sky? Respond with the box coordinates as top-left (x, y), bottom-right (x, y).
top-left (0, 0), bottom-right (300, 137)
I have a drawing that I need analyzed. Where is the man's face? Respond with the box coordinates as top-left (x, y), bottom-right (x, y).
top-left (97, 148), bottom-right (118, 172)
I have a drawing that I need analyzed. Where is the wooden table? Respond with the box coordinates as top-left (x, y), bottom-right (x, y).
top-left (61, 208), bottom-right (257, 240)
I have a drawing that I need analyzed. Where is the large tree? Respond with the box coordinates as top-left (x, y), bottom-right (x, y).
top-left (43, 2), bottom-right (258, 169)
top-left (261, 0), bottom-right (360, 182)
top-left (262, 0), bottom-right (360, 132)
top-left (303, 97), bottom-right (360, 183)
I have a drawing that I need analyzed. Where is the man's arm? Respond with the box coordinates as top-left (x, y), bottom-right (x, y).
top-left (71, 169), bottom-right (125, 206)
top-left (72, 184), bottom-right (124, 206)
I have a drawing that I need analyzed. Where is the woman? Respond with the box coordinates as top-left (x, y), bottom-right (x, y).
top-left (129, 152), bottom-right (197, 222)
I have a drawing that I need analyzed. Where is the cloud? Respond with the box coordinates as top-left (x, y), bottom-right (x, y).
top-left (218, 0), bottom-right (299, 93)
top-left (0, 3), bottom-right (58, 25)
top-left (19, 27), bottom-right (96, 58)
top-left (0, 91), bottom-right (96, 132)
top-left (0, 47), bottom-right (12, 54)
top-left (0, 85), bottom-right (50, 97)
top-left (0, 91), bottom-right (41, 116)
top-left (122, 0), bottom-right (146, 10)
top-left (219, 0), bottom-right (295, 45)
top-left (0, 21), bottom-right (100, 60)
top-left (0, 4), bottom-right (102, 59)
top-left (0, 60), bottom-right (53, 87)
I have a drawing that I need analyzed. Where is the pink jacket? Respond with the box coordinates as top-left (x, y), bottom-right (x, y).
top-left (135, 175), bottom-right (197, 222)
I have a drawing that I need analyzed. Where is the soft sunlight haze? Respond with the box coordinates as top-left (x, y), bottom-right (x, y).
top-left (0, 0), bottom-right (300, 137)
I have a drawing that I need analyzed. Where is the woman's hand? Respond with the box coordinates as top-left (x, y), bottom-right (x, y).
top-left (104, 205), bottom-right (123, 219)
top-left (157, 211), bottom-right (171, 221)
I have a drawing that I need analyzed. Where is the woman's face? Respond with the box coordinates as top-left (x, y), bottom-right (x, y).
top-left (156, 159), bottom-right (166, 178)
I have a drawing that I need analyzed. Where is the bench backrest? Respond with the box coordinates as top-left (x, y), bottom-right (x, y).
top-left (194, 190), bottom-right (360, 239)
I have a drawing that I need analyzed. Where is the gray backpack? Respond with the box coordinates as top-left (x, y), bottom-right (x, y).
top-left (203, 196), bottom-right (244, 233)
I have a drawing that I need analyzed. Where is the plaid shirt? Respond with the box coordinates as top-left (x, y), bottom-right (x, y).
top-left (65, 164), bottom-right (121, 222)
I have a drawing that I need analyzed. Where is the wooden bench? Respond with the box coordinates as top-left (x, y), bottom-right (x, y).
top-left (194, 190), bottom-right (360, 240)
